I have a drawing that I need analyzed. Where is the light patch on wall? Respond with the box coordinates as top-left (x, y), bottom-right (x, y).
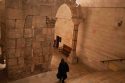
top-left (55, 3), bottom-right (74, 47)
top-left (75, 0), bottom-right (125, 7)
top-left (76, 0), bottom-right (80, 6)
top-left (56, 4), bottom-right (72, 19)
top-left (76, 0), bottom-right (102, 7)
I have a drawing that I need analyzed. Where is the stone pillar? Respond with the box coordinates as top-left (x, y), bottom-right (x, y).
top-left (69, 17), bottom-right (80, 64)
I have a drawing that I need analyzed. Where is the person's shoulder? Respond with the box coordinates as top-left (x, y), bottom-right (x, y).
top-left (64, 62), bottom-right (68, 65)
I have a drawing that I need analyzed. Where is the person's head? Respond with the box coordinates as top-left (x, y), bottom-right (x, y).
top-left (61, 58), bottom-right (65, 63)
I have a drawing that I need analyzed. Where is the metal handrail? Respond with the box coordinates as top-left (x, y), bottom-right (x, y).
top-left (101, 58), bottom-right (125, 63)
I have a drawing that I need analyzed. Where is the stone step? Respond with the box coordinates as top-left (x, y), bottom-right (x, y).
top-left (68, 71), bottom-right (125, 83)
top-left (9, 71), bottom-right (58, 83)
top-left (9, 70), bottom-right (125, 83)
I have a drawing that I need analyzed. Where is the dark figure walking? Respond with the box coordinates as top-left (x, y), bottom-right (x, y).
top-left (57, 59), bottom-right (69, 83)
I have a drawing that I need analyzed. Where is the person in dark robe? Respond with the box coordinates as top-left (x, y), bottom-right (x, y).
top-left (57, 58), bottom-right (69, 83)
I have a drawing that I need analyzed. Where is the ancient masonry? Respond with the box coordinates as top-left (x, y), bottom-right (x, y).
top-left (3, 0), bottom-right (55, 79)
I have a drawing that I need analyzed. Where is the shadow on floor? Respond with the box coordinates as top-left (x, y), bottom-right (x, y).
top-left (0, 69), bottom-right (8, 83)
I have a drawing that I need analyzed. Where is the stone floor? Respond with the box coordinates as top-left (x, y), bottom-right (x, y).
top-left (1, 48), bottom-right (125, 83)
top-left (0, 69), bottom-right (7, 83)
top-left (0, 60), bottom-right (7, 83)
top-left (68, 71), bottom-right (125, 83)
top-left (9, 71), bottom-right (125, 83)
top-left (50, 48), bottom-right (94, 79)
top-left (9, 48), bottom-right (94, 83)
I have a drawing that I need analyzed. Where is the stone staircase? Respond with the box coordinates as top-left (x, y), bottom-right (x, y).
top-left (9, 70), bottom-right (125, 83)
top-left (68, 71), bottom-right (125, 83)
top-left (101, 59), bottom-right (125, 71)
top-left (8, 49), bottom-right (125, 83)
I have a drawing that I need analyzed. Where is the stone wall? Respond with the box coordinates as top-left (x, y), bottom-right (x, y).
top-left (77, 0), bottom-right (125, 7)
top-left (77, 1), bottom-right (125, 71)
top-left (53, 0), bottom-right (125, 71)
top-left (0, 0), bottom-right (5, 60)
top-left (5, 0), bottom-right (25, 79)
top-left (4, 0), bottom-right (55, 80)
top-left (2, 0), bottom-right (125, 79)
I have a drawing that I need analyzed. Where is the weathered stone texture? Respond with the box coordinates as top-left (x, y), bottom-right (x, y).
top-left (3, 0), bottom-right (54, 80)
top-left (7, 29), bottom-right (23, 38)
top-left (6, 9), bottom-right (24, 19)
top-left (77, 8), bottom-right (125, 71)
top-left (6, 39), bottom-right (16, 48)
top-left (24, 29), bottom-right (33, 38)
top-left (6, 0), bottom-right (22, 9)
top-left (33, 41), bottom-right (41, 48)
top-left (16, 38), bottom-right (25, 48)
top-left (54, 0), bottom-right (125, 71)
top-left (78, 0), bottom-right (125, 7)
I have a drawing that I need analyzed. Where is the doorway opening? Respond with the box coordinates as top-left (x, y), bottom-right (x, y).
top-left (54, 3), bottom-right (73, 53)
top-left (51, 3), bottom-right (74, 70)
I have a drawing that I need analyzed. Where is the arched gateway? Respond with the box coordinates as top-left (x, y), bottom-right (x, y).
top-left (54, 0), bottom-right (82, 63)
top-left (2, 0), bottom-right (83, 80)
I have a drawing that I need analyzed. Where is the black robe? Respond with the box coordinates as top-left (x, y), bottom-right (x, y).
top-left (57, 62), bottom-right (69, 80)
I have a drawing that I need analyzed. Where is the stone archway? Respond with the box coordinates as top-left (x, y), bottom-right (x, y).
top-left (54, 0), bottom-right (82, 63)
top-left (2, 0), bottom-right (82, 80)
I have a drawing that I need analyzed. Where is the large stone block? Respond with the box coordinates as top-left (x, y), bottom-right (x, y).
top-left (34, 57), bottom-right (44, 65)
top-left (24, 47), bottom-right (32, 57)
top-left (8, 64), bottom-right (24, 80)
top-left (24, 8), bottom-right (40, 16)
top-left (42, 41), bottom-right (51, 47)
top-left (32, 41), bottom-right (41, 48)
top-left (42, 47), bottom-right (50, 60)
top-left (42, 28), bottom-right (48, 34)
top-left (33, 48), bottom-right (43, 64)
top-left (22, 0), bottom-right (41, 10)
top-left (7, 8), bottom-right (23, 19)
top-left (15, 48), bottom-right (24, 57)
top-left (6, 20), bottom-right (15, 29)
top-left (8, 66), bottom-right (18, 72)
top-left (6, 39), bottom-right (16, 48)
top-left (34, 28), bottom-right (43, 36)
top-left (7, 29), bottom-right (23, 38)
top-left (33, 48), bottom-right (42, 57)
top-left (24, 47), bottom-right (32, 65)
top-left (32, 16), bottom-right (42, 27)
top-left (36, 35), bottom-right (45, 41)
top-left (40, 5), bottom-right (52, 16)
top-left (6, 0), bottom-right (22, 9)
top-left (47, 28), bottom-right (53, 36)
top-left (39, 56), bottom-right (44, 64)
top-left (24, 15), bottom-right (33, 28)
top-left (8, 58), bottom-right (18, 66)
top-left (24, 28), bottom-right (33, 38)
top-left (25, 38), bottom-right (32, 47)
top-left (16, 20), bottom-right (25, 29)
top-left (16, 38), bottom-right (25, 48)
top-left (7, 49), bottom-right (16, 59)
top-left (17, 57), bottom-right (24, 66)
